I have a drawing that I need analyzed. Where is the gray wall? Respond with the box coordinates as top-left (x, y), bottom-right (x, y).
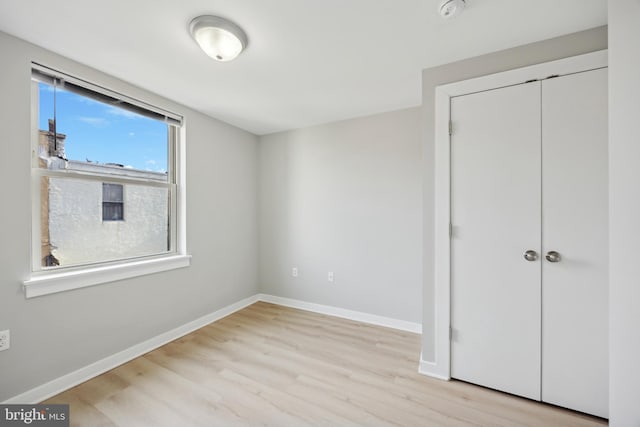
top-left (608, 1), bottom-right (640, 424)
top-left (259, 108), bottom-right (423, 323)
top-left (0, 23), bottom-right (615, 404)
top-left (0, 31), bottom-right (259, 401)
top-left (420, 26), bottom-right (608, 361)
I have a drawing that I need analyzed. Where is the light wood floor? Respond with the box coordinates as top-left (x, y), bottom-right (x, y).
top-left (44, 302), bottom-right (607, 426)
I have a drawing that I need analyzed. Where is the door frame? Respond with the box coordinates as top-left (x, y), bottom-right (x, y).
top-left (422, 49), bottom-right (608, 380)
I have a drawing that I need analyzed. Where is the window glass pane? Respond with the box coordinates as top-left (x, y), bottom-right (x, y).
top-left (40, 176), bottom-right (171, 268)
top-left (102, 202), bottom-right (124, 221)
top-left (32, 68), bottom-right (179, 272)
top-left (37, 82), bottom-right (169, 181)
top-left (103, 183), bottom-right (123, 202)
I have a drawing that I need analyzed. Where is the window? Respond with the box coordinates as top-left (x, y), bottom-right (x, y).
top-left (102, 183), bottom-right (124, 221)
top-left (26, 63), bottom-right (188, 295)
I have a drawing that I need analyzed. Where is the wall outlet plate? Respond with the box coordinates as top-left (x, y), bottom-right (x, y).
top-left (328, 272), bottom-right (334, 282)
top-left (0, 330), bottom-right (10, 351)
top-left (292, 267), bottom-right (298, 277)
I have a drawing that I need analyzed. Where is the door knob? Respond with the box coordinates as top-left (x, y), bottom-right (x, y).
top-left (523, 250), bottom-right (538, 262)
top-left (545, 251), bottom-right (561, 263)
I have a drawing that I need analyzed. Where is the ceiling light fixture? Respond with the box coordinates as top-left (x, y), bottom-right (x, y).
top-left (439, 0), bottom-right (466, 19)
top-left (189, 15), bottom-right (248, 62)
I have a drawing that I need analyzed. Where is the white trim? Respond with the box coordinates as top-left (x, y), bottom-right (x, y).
top-left (3, 294), bottom-right (259, 404)
top-left (438, 50), bottom-right (608, 97)
top-left (30, 81), bottom-right (41, 272)
top-left (257, 294), bottom-right (422, 334)
top-left (432, 85), bottom-right (453, 380)
top-left (432, 50), bottom-right (607, 380)
top-left (177, 123), bottom-right (187, 255)
top-left (418, 352), bottom-right (450, 381)
top-left (23, 254), bottom-right (192, 298)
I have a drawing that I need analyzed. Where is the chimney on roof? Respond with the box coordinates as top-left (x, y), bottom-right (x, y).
top-left (46, 119), bottom-right (66, 158)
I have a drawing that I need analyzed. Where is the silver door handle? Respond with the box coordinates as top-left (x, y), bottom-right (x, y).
top-left (523, 250), bottom-right (538, 262)
top-left (545, 251), bottom-right (561, 263)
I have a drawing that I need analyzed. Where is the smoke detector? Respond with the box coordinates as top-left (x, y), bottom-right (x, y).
top-left (439, 0), bottom-right (466, 19)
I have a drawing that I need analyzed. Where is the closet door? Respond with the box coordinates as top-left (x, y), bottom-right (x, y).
top-left (450, 83), bottom-right (542, 400)
top-left (541, 68), bottom-right (608, 418)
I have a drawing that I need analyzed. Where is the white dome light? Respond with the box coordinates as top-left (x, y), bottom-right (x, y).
top-left (189, 15), bottom-right (248, 62)
top-left (439, 0), bottom-right (466, 19)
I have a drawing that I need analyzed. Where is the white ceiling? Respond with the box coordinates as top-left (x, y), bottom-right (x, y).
top-left (0, 0), bottom-right (606, 135)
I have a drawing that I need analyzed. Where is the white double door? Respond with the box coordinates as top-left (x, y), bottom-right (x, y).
top-left (450, 68), bottom-right (608, 418)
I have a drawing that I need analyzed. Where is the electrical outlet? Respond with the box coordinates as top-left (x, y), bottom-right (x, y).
top-left (328, 272), bottom-right (334, 283)
top-left (0, 330), bottom-right (10, 351)
top-left (292, 267), bottom-right (298, 278)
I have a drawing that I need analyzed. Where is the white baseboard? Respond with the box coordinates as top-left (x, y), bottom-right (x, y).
top-left (4, 294), bottom-right (260, 404)
top-left (5, 293), bottom-right (422, 404)
top-left (257, 294), bottom-right (422, 334)
top-left (417, 351), bottom-right (450, 381)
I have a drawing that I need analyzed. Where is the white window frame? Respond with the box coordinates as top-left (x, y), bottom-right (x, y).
top-left (23, 64), bottom-right (190, 298)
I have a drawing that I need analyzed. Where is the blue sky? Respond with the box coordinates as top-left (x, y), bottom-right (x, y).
top-left (38, 83), bottom-right (168, 172)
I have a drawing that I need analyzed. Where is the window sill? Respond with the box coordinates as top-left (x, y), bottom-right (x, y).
top-left (23, 254), bottom-right (191, 298)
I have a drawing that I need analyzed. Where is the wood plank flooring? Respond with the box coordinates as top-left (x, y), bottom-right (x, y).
top-left (44, 302), bottom-right (607, 426)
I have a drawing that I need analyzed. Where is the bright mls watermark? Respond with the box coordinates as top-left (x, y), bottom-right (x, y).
top-left (0, 405), bottom-right (69, 426)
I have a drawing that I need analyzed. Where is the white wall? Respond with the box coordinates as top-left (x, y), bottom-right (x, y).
top-left (608, 1), bottom-right (640, 425)
top-left (420, 26), bottom-right (608, 363)
top-left (0, 31), bottom-right (259, 401)
top-left (48, 178), bottom-right (168, 266)
top-left (259, 108), bottom-right (423, 323)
